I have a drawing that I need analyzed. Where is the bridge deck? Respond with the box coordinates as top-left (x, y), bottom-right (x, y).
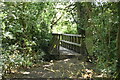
top-left (59, 46), bottom-right (81, 55)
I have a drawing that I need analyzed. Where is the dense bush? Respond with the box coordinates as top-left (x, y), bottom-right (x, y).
top-left (1, 2), bottom-right (55, 73)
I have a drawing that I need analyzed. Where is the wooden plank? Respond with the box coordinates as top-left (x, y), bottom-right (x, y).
top-left (59, 46), bottom-right (80, 55)
top-left (52, 33), bottom-right (61, 35)
top-left (61, 40), bottom-right (81, 47)
top-left (62, 34), bottom-right (84, 37)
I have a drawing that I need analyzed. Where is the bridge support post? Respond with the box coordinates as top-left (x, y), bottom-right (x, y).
top-left (49, 33), bottom-right (61, 55)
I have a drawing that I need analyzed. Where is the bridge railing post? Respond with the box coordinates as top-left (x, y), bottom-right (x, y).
top-left (49, 33), bottom-right (61, 55)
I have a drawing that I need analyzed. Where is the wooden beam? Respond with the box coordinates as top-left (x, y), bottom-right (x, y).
top-left (61, 40), bottom-right (81, 47)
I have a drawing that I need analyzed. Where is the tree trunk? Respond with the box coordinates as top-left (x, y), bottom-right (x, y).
top-left (75, 2), bottom-right (86, 36)
top-left (75, 2), bottom-right (87, 55)
top-left (117, 1), bottom-right (120, 79)
top-left (117, 2), bottom-right (120, 79)
top-left (83, 3), bottom-right (93, 55)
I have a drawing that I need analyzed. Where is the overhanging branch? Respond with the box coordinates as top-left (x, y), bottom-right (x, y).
top-left (50, 14), bottom-right (63, 29)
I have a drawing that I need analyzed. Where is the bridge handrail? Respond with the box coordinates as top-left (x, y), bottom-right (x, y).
top-left (60, 40), bottom-right (81, 47)
top-left (49, 33), bottom-right (85, 54)
top-left (52, 33), bottom-right (85, 37)
top-left (62, 34), bottom-right (84, 37)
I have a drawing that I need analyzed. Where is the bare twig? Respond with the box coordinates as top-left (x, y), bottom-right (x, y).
top-left (50, 14), bottom-right (63, 29)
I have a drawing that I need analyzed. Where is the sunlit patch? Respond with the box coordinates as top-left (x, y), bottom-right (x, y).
top-left (50, 60), bottom-right (53, 63)
top-left (43, 65), bottom-right (51, 67)
top-left (69, 63), bottom-right (75, 67)
top-left (43, 61), bottom-right (54, 68)
top-left (44, 68), bottom-right (55, 72)
top-left (81, 69), bottom-right (93, 79)
top-left (64, 59), bottom-right (70, 62)
top-left (95, 73), bottom-right (107, 78)
top-left (20, 71), bottom-right (30, 74)
top-left (55, 70), bottom-right (60, 72)
top-left (11, 70), bottom-right (18, 73)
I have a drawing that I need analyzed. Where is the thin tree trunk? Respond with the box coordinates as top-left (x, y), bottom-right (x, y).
top-left (117, 1), bottom-right (120, 79)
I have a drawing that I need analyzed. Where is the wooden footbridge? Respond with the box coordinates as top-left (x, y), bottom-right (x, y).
top-left (49, 33), bottom-right (86, 56)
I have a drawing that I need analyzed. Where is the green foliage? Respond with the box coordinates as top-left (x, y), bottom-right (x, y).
top-left (1, 2), bottom-right (55, 73)
top-left (52, 3), bottom-right (77, 34)
top-left (85, 3), bottom-right (118, 77)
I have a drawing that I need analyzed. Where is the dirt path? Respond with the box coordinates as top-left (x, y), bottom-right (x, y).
top-left (4, 56), bottom-right (99, 79)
